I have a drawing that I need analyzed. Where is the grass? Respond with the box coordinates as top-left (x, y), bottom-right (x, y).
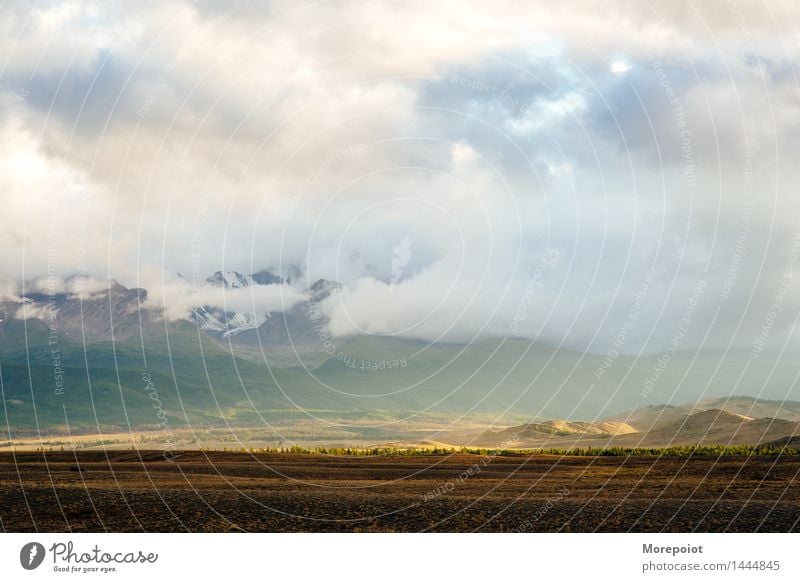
top-left (182, 443), bottom-right (800, 457)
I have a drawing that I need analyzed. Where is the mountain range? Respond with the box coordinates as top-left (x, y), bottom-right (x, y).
top-left (191, 270), bottom-right (339, 347)
top-left (2, 270), bottom-right (800, 437)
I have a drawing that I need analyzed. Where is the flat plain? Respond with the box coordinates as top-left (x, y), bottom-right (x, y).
top-left (1, 451), bottom-right (799, 532)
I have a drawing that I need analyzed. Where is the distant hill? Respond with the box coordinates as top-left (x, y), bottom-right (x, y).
top-left (480, 420), bottom-right (637, 446)
top-left (604, 397), bottom-right (800, 432)
top-left (473, 401), bottom-right (800, 449)
top-left (603, 404), bottom-right (693, 432)
top-left (697, 396), bottom-right (800, 422)
top-left (637, 409), bottom-right (800, 447)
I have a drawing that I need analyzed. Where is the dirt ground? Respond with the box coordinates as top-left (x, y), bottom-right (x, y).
top-left (1, 451), bottom-right (798, 532)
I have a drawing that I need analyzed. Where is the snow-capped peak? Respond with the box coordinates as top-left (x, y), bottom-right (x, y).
top-left (195, 268), bottom-right (290, 337)
top-left (205, 271), bottom-right (254, 289)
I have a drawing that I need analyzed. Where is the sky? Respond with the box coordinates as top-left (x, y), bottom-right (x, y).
top-left (1, 0), bottom-right (799, 356)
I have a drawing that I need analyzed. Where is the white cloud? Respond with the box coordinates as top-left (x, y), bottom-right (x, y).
top-left (609, 60), bottom-right (631, 75)
top-left (67, 277), bottom-right (109, 300)
top-left (142, 276), bottom-right (307, 322)
top-left (0, 278), bottom-right (23, 303)
top-left (1, 0), bottom-right (800, 354)
top-left (14, 302), bottom-right (55, 321)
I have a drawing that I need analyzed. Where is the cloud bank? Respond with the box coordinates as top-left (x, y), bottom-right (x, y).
top-left (1, 0), bottom-right (800, 355)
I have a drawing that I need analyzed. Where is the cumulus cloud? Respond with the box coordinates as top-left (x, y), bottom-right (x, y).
top-left (14, 303), bottom-right (55, 321)
top-left (29, 275), bottom-right (107, 299)
top-left (142, 277), bottom-right (306, 322)
top-left (0, 278), bottom-right (24, 303)
top-left (1, 0), bottom-right (800, 354)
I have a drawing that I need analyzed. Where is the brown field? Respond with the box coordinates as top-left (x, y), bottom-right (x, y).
top-left (1, 451), bottom-right (799, 532)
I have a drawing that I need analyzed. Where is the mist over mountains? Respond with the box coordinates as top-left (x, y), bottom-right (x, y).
top-left (2, 1), bottom-right (800, 440)
top-left (3, 3), bottom-right (800, 359)
top-left (2, 268), bottom-right (800, 434)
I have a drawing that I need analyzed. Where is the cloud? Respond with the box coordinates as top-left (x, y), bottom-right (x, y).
top-left (0, 278), bottom-right (23, 303)
top-left (609, 60), bottom-right (631, 75)
top-left (14, 302), bottom-right (55, 321)
top-left (66, 276), bottom-right (109, 300)
top-left (1, 0), bottom-right (800, 354)
top-left (142, 277), bottom-right (306, 322)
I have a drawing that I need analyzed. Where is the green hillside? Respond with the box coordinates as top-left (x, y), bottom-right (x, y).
top-left (3, 317), bottom-right (800, 432)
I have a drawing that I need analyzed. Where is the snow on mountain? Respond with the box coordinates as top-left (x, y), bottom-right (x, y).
top-left (192, 306), bottom-right (227, 332)
top-left (221, 311), bottom-right (268, 337)
top-left (0, 269), bottom-right (336, 347)
top-left (218, 278), bottom-right (342, 350)
top-left (193, 269), bottom-right (299, 338)
top-left (205, 271), bottom-right (255, 289)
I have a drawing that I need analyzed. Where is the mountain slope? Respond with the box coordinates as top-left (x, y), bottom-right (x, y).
top-left (640, 409), bottom-right (800, 447)
top-left (4, 275), bottom-right (800, 433)
top-left (473, 405), bottom-right (800, 449)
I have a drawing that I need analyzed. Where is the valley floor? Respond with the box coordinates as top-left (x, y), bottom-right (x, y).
top-left (1, 451), bottom-right (798, 532)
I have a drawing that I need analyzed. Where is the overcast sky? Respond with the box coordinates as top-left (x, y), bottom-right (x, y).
top-left (1, 0), bottom-right (799, 355)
